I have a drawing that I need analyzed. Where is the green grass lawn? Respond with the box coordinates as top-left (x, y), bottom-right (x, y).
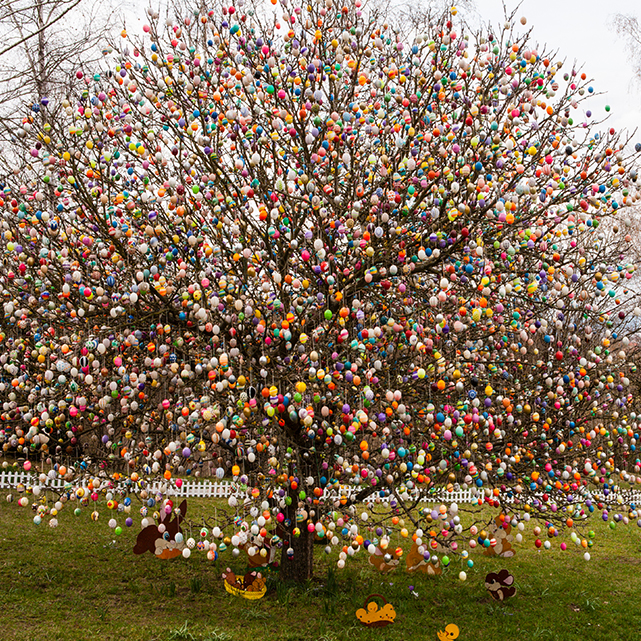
top-left (1, 498), bottom-right (641, 641)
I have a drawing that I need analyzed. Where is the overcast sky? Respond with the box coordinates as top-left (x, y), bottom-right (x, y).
top-left (472, 0), bottom-right (641, 137)
top-left (118, 1), bottom-right (641, 138)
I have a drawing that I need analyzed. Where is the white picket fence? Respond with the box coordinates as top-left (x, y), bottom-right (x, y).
top-left (0, 470), bottom-right (473, 503)
top-left (0, 470), bottom-right (237, 499)
top-left (1, 470), bottom-right (639, 506)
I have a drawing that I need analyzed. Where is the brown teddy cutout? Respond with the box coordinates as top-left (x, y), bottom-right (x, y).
top-left (368, 546), bottom-right (402, 573)
top-left (405, 541), bottom-right (442, 575)
top-left (407, 528), bottom-right (456, 575)
top-left (133, 500), bottom-right (187, 559)
top-left (482, 516), bottom-right (515, 558)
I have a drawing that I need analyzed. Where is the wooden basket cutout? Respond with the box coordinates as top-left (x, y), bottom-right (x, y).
top-left (356, 594), bottom-right (396, 628)
top-left (224, 580), bottom-right (266, 600)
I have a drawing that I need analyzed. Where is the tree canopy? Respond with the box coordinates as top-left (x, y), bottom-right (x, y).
top-left (2, 0), bottom-right (641, 581)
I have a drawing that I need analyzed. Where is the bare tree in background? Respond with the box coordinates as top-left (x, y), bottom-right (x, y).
top-left (0, 0), bottom-right (119, 177)
top-left (612, 13), bottom-right (641, 87)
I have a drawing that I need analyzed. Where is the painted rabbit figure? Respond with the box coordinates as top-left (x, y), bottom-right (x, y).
top-left (133, 500), bottom-right (188, 559)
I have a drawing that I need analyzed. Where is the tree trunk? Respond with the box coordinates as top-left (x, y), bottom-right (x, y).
top-left (279, 523), bottom-right (314, 583)
top-left (36, 0), bottom-right (47, 99)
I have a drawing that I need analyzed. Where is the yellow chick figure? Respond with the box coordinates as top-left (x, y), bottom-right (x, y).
top-left (437, 623), bottom-right (460, 641)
